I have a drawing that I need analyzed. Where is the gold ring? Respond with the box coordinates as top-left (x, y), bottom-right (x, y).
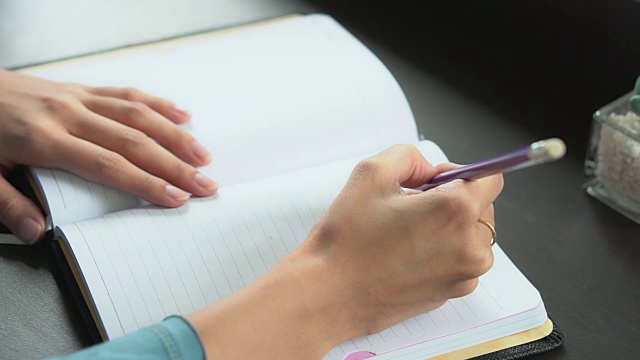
top-left (477, 219), bottom-right (496, 246)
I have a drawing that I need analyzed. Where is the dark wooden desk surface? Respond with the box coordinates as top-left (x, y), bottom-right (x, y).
top-left (1, 1), bottom-right (639, 359)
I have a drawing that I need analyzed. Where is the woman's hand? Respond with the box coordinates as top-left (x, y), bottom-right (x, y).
top-left (187, 144), bottom-right (503, 360)
top-left (0, 69), bottom-right (218, 244)
top-left (300, 144), bottom-right (503, 337)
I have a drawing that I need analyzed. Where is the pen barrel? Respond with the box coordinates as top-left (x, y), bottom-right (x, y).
top-left (419, 146), bottom-right (532, 191)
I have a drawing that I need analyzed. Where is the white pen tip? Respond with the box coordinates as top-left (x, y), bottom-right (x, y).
top-left (543, 138), bottom-right (567, 160)
top-left (532, 138), bottom-right (566, 162)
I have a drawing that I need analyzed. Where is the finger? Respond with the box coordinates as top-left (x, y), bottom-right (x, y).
top-left (455, 204), bottom-right (496, 280)
top-left (67, 111), bottom-right (217, 197)
top-left (405, 163), bottom-right (458, 196)
top-left (83, 96), bottom-right (211, 166)
top-left (426, 160), bottom-right (503, 221)
top-left (87, 86), bottom-right (191, 124)
top-left (434, 162), bottom-right (462, 173)
top-left (448, 278), bottom-right (480, 299)
top-left (476, 205), bottom-right (496, 249)
top-left (464, 173), bottom-right (504, 214)
top-left (355, 144), bottom-right (439, 191)
top-left (52, 135), bottom-right (197, 207)
top-left (429, 170), bottom-right (504, 218)
top-left (431, 161), bottom-right (504, 214)
top-left (450, 206), bottom-right (496, 290)
top-left (0, 176), bottom-right (45, 244)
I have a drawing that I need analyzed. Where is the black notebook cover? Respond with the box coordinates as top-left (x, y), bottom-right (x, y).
top-left (472, 321), bottom-right (564, 360)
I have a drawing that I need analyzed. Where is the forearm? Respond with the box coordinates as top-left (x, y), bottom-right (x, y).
top-left (187, 251), bottom-right (358, 360)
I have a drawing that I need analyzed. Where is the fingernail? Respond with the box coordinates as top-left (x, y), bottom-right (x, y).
top-left (166, 185), bottom-right (190, 201)
top-left (195, 173), bottom-right (218, 192)
top-left (18, 218), bottom-right (42, 245)
top-left (174, 107), bottom-right (191, 118)
top-left (191, 141), bottom-right (212, 163)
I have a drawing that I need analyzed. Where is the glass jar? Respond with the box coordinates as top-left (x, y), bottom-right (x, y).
top-left (584, 91), bottom-right (640, 224)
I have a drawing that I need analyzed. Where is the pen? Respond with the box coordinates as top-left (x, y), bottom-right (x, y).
top-left (416, 138), bottom-right (567, 191)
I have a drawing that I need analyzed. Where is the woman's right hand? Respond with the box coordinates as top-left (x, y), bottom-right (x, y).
top-left (187, 144), bottom-right (504, 360)
top-left (298, 144), bottom-right (504, 338)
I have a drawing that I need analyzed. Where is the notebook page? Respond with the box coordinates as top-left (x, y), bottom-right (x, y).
top-left (29, 167), bottom-right (145, 229)
top-left (57, 140), bottom-right (442, 336)
top-left (23, 14), bottom-right (418, 227)
top-left (58, 140), bottom-right (546, 357)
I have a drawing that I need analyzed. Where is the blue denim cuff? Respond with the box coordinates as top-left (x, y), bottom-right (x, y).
top-left (154, 315), bottom-right (205, 360)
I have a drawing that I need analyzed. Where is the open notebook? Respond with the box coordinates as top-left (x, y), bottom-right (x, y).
top-left (15, 14), bottom-right (550, 359)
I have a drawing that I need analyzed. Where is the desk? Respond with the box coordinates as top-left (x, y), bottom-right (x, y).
top-left (1, 1), bottom-right (639, 359)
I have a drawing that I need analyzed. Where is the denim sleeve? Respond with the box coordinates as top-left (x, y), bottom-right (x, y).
top-left (48, 316), bottom-right (205, 360)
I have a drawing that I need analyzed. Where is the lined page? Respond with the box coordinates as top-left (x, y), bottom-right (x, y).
top-left (30, 167), bottom-right (145, 228)
top-left (59, 140), bottom-right (359, 338)
top-left (58, 140), bottom-right (545, 358)
top-left (23, 14), bottom-right (418, 226)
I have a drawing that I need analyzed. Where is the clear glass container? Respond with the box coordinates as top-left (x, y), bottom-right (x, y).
top-left (584, 91), bottom-right (640, 224)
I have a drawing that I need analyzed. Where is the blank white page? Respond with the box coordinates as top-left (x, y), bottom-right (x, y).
top-left (58, 140), bottom-right (546, 358)
top-left (24, 14), bottom-right (418, 226)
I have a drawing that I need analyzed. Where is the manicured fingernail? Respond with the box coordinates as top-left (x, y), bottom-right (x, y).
top-left (195, 173), bottom-right (218, 192)
top-left (166, 185), bottom-right (190, 201)
top-left (18, 218), bottom-right (42, 245)
top-left (191, 141), bottom-right (212, 163)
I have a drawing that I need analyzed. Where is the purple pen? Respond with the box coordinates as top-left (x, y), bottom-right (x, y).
top-left (416, 138), bottom-right (566, 191)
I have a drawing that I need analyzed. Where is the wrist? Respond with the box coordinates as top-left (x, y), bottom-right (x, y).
top-left (187, 250), bottom-right (357, 359)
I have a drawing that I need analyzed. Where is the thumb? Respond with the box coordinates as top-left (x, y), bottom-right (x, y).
top-left (0, 176), bottom-right (46, 244)
top-left (368, 144), bottom-right (439, 189)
